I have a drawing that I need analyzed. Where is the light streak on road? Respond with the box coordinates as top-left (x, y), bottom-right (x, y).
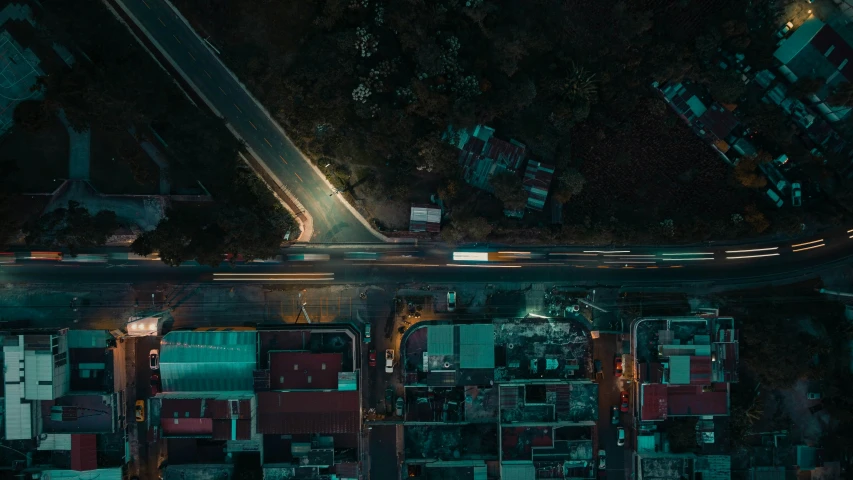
top-left (603, 261), bottom-right (656, 264)
top-left (219, 86), bottom-right (226, 94)
top-left (498, 251), bottom-right (531, 255)
top-left (143, 0), bottom-right (150, 8)
top-left (265, 138), bottom-right (272, 147)
top-left (158, 17), bottom-right (165, 26)
top-left (279, 155), bottom-right (288, 165)
top-left (791, 239), bottom-right (823, 248)
top-left (173, 34), bottom-right (181, 44)
top-left (294, 173), bottom-right (304, 182)
top-left (235, 104), bottom-right (242, 113)
top-left (725, 253), bottom-right (781, 260)
top-left (584, 250), bottom-right (630, 254)
top-left (249, 121), bottom-right (257, 130)
top-left (446, 264), bottom-right (522, 268)
top-left (661, 257), bottom-right (714, 261)
top-left (549, 253), bottom-right (597, 256)
top-left (725, 247), bottom-right (778, 253)
top-left (603, 254), bottom-right (656, 258)
top-left (452, 252), bottom-right (489, 262)
top-left (188, 51), bottom-right (195, 61)
top-left (213, 272), bottom-right (334, 281)
top-left (204, 70), bottom-right (212, 79)
top-left (661, 252), bottom-right (714, 256)
top-left (792, 243), bottom-right (825, 253)
top-left (374, 264), bottom-right (440, 267)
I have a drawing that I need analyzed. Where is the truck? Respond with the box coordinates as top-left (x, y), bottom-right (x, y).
top-left (287, 254), bottom-right (330, 262)
top-left (766, 189), bottom-right (784, 208)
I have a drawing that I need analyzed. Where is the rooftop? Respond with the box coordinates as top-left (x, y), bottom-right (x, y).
top-left (160, 331), bottom-right (257, 392)
top-left (41, 395), bottom-right (116, 433)
top-left (404, 424), bottom-right (498, 461)
top-left (639, 382), bottom-right (730, 421)
top-left (498, 382), bottom-right (598, 423)
top-left (160, 397), bottom-right (252, 439)
top-left (522, 160), bottom-right (555, 211)
top-left (269, 352), bottom-right (343, 390)
top-left (410, 204), bottom-right (441, 233)
top-left (638, 454), bottom-right (694, 480)
top-left (494, 318), bottom-right (591, 381)
top-left (257, 391), bottom-right (359, 435)
top-left (453, 125), bottom-right (526, 192)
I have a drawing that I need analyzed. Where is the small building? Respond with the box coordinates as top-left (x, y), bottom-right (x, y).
top-left (159, 330), bottom-right (257, 392)
top-left (522, 160), bottom-right (555, 211)
top-left (256, 390), bottom-right (360, 435)
top-left (409, 204), bottom-right (441, 233)
top-left (451, 125), bottom-right (527, 192)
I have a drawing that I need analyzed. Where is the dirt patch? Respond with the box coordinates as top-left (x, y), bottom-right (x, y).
top-left (0, 115), bottom-right (69, 192)
top-left (90, 128), bottom-right (159, 194)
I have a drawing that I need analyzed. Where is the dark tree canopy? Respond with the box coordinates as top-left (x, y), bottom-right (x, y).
top-left (23, 201), bottom-right (119, 255)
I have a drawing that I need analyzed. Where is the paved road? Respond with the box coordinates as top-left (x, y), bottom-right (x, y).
top-left (115, 0), bottom-right (378, 243)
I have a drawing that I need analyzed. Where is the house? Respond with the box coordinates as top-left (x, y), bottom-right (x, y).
top-left (522, 160), bottom-right (555, 211)
top-left (634, 317), bottom-right (739, 423)
top-left (774, 17), bottom-right (853, 123)
top-left (409, 203), bottom-right (441, 233)
top-left (451, 125), bottom-right (527, 192)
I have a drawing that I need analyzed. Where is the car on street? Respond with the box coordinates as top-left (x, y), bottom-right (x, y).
top-left (620, 391), bottom-right (629, 412)
top-left (395, 397), bottom-right (404, 417)
top-left (610, 406), bottom-right (620, 425)
top-left (150, 374), bottom-right (161, 395)
top-left (364, 324), bottom-right (371, 342)
top-left (149, 349), bottom-right (159, 370)
top-left (616, 427), bottom-right (625, 446)
top-left (447, 291), bottom-right (457, 312)
top-left (385, 349), bottom-right (394, 373)
top-left (614, 356), bottom-right (622, 377)
top-left (135, 400), bottom-right (145, 423)
top-left (776, 21), bottom-right (794, 38)
top-left (598, 449), bottom-right (606, 470)
top-left (594, 359), bottom-right (602, 374)
top-left (791, 182), bottom-right (802, 207)
top-left (368, 349), bottom-right (376, 367)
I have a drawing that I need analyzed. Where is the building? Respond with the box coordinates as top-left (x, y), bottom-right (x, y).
top-left (522, 160), bottom-right (555, 211)
top-left (773, 17), bottom-right (853, 123)
top-left (451, 125), bottom-right (527, 192)
top-left (633, 317), bottom-right (739, 423)
top-left (401, 318), bottom-right (598, 479)
top-left (409, 204), bottom-right (442, 233)
top-left (636, 453), bottom-right (731, 480)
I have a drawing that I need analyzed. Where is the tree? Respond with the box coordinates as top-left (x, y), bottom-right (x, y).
top-left (788, 77), bottom-right (824, 100)
top-left (733, 154), bottom-right (768, 189)
top-left (828, 81), bottom-right (853, 107)
top-left (667, 418), bottom-right (699, 453)
top-left (13, 100), bottom-right (54, 132)
top-left (440, 216), bottom-right (492, 243)
top-left (24, 201), bottom-right (118, 255)
top-left (553, 168), bottom-right (585, 203)
top-left (706, 70), bottom-right (746, 104)
top-left (490, 171), bottom-right (527, 211)
top-left (743, 204), bottom-right (770, 234)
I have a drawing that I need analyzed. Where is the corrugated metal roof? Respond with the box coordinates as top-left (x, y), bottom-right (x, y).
top-left (41, 468), bottom-right (123, 480)
top-left (160, 331), bottom-right (257, 392)
top-left (667, 384), bottom-right (729, 416)
top-left (38, 433), bottom-right (72, 451)
top-left (162, 418), bottom-right (213, 437)
top-left (269, 352), bottom-right (341, 390)
top-left (67, 330), bottom-right (110, 349)
top-left (668, 356), bottom-right (691, 385)
top-left (640, 383), bottom-right (668, 421)
top-left (501, 461), bottom-right (535, 480)
top-left (427, 325), bottom-right (454, 356)
top-left (459, 324), bottom-right (494, 369)
top-left (690, 356), bottom-right (712, 384)
top-left (774, 17), bottom-right (825, 64)
top-left (71, 434), bottom-right (97, 471)
top-left (212, 419), bottom-right (252, 440)
top-left (257, 391), bottom-right (359, 434)
top-left (522, 160), bottom-right (555, 211)
top-left (410, 204), bottom-right (442, 233)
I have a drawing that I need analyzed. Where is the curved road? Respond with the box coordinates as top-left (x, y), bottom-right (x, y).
top-left (115, 0), bottom-right (379, 242)
top-left (2, 228), bottom-right (852, 287)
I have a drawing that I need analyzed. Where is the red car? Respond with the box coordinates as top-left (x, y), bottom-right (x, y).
top-left (620, 391), bottom-right (629, 412)
top-left (150, 374), bottom-right (161, 395)
top-left (614, 357), bottom-right (623, 377)
top-left (368, 349), bottom-right (376, 367)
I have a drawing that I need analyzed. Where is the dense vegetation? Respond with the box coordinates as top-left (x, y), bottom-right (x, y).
top-left (176, 0), bottom-right (841, 242)
top-left (0, 0), bottom-right (295, 263)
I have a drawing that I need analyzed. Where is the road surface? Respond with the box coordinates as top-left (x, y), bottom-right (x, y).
top-left (115, 0), bottom-right (379, 243)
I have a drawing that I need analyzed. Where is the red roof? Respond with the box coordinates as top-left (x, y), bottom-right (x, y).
top-left (208, 399), bottom-right (251, 419)
top-left (666, 384), bottom-right (729, 416)
top-left (270, 352), bottom-right (342, 390)
top-left (257, 391), bottom-right (359, 434)
top-left (161, 399), bottom-right (203, 419)
top-left (641, 384), bottom-right (668, 421)
top-left (162, 417), bottom-right (213, 437)
top-left (689, 356), bottom-right (712, 385)
top-left (335, 462), bottom-right (360, 478)
top-left (71, 434), bottom-right (97, 471)
top-left (482, 137), bottom-right (526, 170)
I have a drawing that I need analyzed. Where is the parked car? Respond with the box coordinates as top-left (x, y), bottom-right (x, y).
top-left (594, 359), bottom-right (602, 374)
top-left (150, 374), bottom-right (161, 395)
top-left (766, 189), bottom-right (784, 208)
top-left (598, 449), bottom-right (606, 470)
top-left (614, 357), bottom-right (623, 377)
top-left (616, 427), bottom-right (625, 446)
top-left (135, 400), bottom-right (145, 422)
top-left (447, 291), bottom-right (457, 312)
top-left (364, 324), bottom-right (371, 342)
top-left (385, 349), bottom-right (394, 373)
top-left (368, 349), bottom-right (376, 367)
top-left (620, 391), bottom-right (629, 412)
top-left (776, 21), bottom-right (794, 38)
top-left (395, 397), bottom-right (404, 417)
top-left (807, 392), bottom-right (821, 400)
top-left (791, 182), bottom-right (802, 207)
top-left (149, 349), bottom-right (159, 370)
top-left (610, 406), bottom-right (620, 425)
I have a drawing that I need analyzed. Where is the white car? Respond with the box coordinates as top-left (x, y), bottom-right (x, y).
top-left (385, 349), bottom-right (394, 373)
top-left (617, 427), bottom-right (625, 446)
top-left (791, 182), bottom-right (802, 207)
top-left (364, 324), bottom-right (371, 342)
top-left (598, 449), bottom-right (606, 470)
top-left (447, 291), bottom-right (457, 312)
top-left (149, 349), bottom-right (159, 370)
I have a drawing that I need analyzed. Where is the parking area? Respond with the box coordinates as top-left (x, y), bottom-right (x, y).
top-left (125, 335), bottom-right (164, 480)
top-left (594, 333), bottom-right (633, 480)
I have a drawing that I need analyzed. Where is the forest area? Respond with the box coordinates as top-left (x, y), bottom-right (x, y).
top-left (174, 0), bottom-right (841, 243)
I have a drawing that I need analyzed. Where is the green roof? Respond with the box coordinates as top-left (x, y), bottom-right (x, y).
top-left (160, 331), bottom-right (256, 392)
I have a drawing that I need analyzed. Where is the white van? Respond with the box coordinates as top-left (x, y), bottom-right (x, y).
top-left (385, 349), bottom-right (394, 373)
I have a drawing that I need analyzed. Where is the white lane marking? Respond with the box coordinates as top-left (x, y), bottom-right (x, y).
top-left (726, 253), bottom-right (781, 260)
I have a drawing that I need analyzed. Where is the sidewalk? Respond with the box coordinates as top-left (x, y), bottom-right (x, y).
top-left (58, 110), bottom-right (91, 181)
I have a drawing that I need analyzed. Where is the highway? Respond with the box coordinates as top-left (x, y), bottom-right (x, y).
top-left (114, 0), bottom-right (379, 243)
top-left (2, 228), bottom-right (852, 287)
